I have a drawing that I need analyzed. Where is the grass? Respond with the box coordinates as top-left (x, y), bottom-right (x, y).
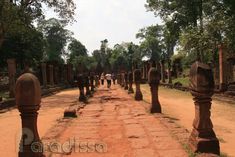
top-left (172, 77), bottom-right (190, 87)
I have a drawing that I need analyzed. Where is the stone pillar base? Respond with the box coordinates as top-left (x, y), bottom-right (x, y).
top-left (128, 88), bottom-right (134, 94)
top-left (124, 84), bottom-right (128, 90)
top-left (219, 83), bottom-right (227, 92)
top-left (79, 94), bottom-right (87, 103)
top-left (150, 103), bottom-right (161, 113)
top-left (135, 92), bottom-right (143, 101)
top-left (189, 129), bottom-right (220, 155)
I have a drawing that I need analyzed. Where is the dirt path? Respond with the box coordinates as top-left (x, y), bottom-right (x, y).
top-left (0, 89), bottom-right (79, 157)
top-left (49, 84), bottom-right (188, 157)
top-left (140, 84), bottom-right (235, 157)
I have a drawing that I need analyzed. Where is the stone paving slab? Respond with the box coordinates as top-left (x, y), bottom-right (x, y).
top-left (47, 84), bottom-right (189, 157)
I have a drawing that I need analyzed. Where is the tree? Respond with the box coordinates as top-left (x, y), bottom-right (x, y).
top-left (0, 27), bottom-right (44, 68)
top-left (68, 39), bottom-right (87, 62)
top-left (0, 0), bottom-right (76, 49)
top-left (136, 25), bottom-right (164, 62)
top-left (38, 18), bottom-right (73, 63)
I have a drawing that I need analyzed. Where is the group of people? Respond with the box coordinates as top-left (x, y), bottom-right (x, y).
top-left (100, 72), bottom-right (116, 88)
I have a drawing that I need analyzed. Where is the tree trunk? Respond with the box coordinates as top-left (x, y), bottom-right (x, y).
top-left (168, 60), bottom-right (172, 84)
top-left (161, 60), bottom-right (165, 83)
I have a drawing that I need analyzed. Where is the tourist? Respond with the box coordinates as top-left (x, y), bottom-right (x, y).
top-left (105, 73), bottom-right (112, 88)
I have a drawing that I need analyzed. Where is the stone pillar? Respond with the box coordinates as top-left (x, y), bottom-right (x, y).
top-left (148, 62), bottom-right (161, 113)
top-left (161, 60), bottom-right (166, 83)
top-left (124, 72), bottom-right (128, 90)
top-left (67, 64), bottom-right (73, 85)
top-left (15, 73), bottom-right (43, 157)
top-left (78, 74), bottom-right (87, 102)
top-left (128, 71), bottom-right (134, 94)
top-left (41, 63), bottom-right (47, 88)
top-left (84, 73), bottom-right (91, 97)
top-left (134, 68), bottom-right (143, 101)
top-left (90, 72), bottom-right (95, 93)
top-left (49, 65), bottom-right (54, 86)
top-left (121, 73), bottom-right (125, 87)
top-left (63, 64), bottom-right (68, 85)
top-left (218, 44), bottom-right (227, 91)
top-left (188, 61), bottom-right (220, 155)
top-left (95, 75), bottom-right (99, 87)
top-left (7, 59), bottom-right (16, 98)
top-left (54, 66), bottom-right (59, 85)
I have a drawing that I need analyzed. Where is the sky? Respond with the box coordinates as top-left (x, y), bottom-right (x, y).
top-left (44, 0), bottom-right (161, 54)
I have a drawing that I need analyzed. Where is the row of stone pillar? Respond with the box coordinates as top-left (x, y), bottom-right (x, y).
top-left (118, 61), bottom-right (220, 156)
top-left (77, 72), bottom-right (99, 103)
top-left (40, 63), bottom-right (74, 88)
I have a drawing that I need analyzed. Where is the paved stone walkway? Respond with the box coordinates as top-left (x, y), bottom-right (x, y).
top-left (50, 84), bottom-right (188, 157)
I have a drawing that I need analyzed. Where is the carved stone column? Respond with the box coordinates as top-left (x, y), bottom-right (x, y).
top-left (218, 44), bottom-right (227, 91)
top-left (78, 73), bottom-right (87, 102)
top-left (188, 61), bottom-right (220, 155)
top-left (84, 73), bottom-right (91, 97)
top-left (121, 73), bottom-right (125, 87)
top-left (161, 60), bottom-right (166, 83)
top-left (7, 59), bottom-right (16, 98)
top-left (134, 68), bottom-right (143, 101)
top-left (49, 65), bottom-right (54, 86)
top-left (148, 62), bottom-right (161, 113)
top-left (41, 63), bottom-right (47, 88)
top-left (90, 72), bottom-right (95, 93)
top-left (124, 72), bottom-right (128, 90)
top-left (128, 71), bottom-right (134, 94)
top-left (16, 73), bottom-right (43, 157)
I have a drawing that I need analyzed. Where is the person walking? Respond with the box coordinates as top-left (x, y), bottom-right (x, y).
top-left (105, 73), bottom-right (112, 88)
top-left (100, 72), bottom-right (105, 85)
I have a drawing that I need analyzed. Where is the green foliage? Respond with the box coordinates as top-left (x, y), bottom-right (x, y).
top-left (136, 25), bottom-right (163, 61)
top-left (68, 38), bottom-right (87, 62)
top-left (38, 18), bottom-right (73, 63)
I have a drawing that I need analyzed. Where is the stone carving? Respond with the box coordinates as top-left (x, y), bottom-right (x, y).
top-left (41, 63), bottom-right (47, 88)
top-left (49, 65), bottom-right (54, 86)
top-left (15, 73), bottom-right (43, 157)
top-left (188, 61), bottom-right (220, 155)
top-left (90, 72), bottom-right (95, 93)
top-left (84, 73), bottom-right (91, 97)
top-left (128, 71), bottom-right (134, 94)
top-left (77, 73), bottom-right (87, 102)
top-left (134, 68), bottom-right (143, 101)
top-left (7, 59), bottom-right (16, 98)
top-left (124, 72), bottom-right (128, 90)
top-left (148, 61), bottom-right (161, 113)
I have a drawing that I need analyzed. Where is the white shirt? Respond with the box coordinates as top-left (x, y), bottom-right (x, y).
top-left (105, 74), bottom-right (112, 80)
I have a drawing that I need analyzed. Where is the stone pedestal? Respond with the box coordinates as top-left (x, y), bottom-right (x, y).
top-left (148, 63), bottom-right (161, 113)
top-left (134, 69), bottom-right (143, 101)
top-left (49, 65), bottom-right (54, 86)
top-left (78, 74), bottom-right (87, 102)
top-left (124, 72), bottom-right (128, 90)
top-left (7, 59), bottom-right (16, 98)
top-left (188, 61), bottom-right (220, 155)
top-left (15, 73), bottom-right (43, 157)
top-left (90, 72), bottom-right (95, 92)
top-left (41, 63), bottom-right (47, 88)
top-left (128, 72), bottom-right (134, 94)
